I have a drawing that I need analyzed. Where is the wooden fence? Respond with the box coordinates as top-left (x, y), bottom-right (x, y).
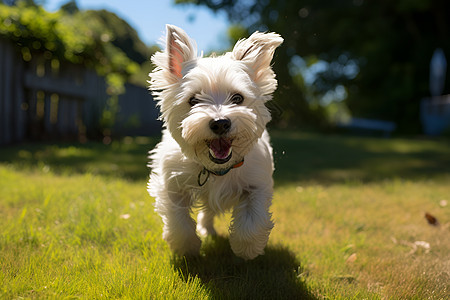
top-left (0, 39), bottom-right (160, 145)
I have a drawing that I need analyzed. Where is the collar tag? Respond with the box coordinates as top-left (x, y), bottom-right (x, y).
top-left (197, 168), bottom-right (210, 186)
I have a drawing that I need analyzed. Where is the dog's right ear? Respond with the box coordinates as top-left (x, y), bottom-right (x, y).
top-left (166, 24), bottom-right (197, 80)
top-left (231, 31), bottom-right (283, 84)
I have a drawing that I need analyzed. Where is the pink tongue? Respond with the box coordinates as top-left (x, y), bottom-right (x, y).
top-left (210, 138), bottom-right (231, 159)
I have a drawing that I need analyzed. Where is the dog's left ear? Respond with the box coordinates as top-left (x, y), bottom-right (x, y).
top-left (232, 32), bottom-right (283, 81)
top-left (165, 25), bottom-right (197, 80)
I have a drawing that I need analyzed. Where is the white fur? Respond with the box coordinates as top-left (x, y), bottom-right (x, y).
top-left (148, 25), bottom-right (283, 260)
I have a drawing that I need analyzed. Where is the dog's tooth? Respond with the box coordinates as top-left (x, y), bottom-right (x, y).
top-left (209, 148), bottom-right (217, 158)
top-left (227, 147), bottom-right (232, 157)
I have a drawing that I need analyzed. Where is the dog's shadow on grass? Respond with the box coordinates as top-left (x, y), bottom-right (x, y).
top-left (172, 235), bottom-right (316, 299)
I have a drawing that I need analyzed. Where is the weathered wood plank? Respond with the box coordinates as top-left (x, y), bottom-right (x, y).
top-left (0, 40), bottom-right (5, 144)
top-left (14, 57), bottom-right (26, 142)
top-left (58, 96), bottom-right (69, 135)
top-left (1, 40), bottom-right (14, 144)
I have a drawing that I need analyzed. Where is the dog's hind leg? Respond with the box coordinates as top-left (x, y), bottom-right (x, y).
top-left (197, 206), bottom-right (217, 237)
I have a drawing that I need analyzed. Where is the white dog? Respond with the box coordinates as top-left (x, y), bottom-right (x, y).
top-left (148, 25), bottom-right (283, 260)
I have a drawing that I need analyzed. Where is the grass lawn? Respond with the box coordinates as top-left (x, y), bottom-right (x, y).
top-left (1, 132), bottom-right (449, 299)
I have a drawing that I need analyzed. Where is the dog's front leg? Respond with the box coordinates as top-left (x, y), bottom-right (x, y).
top-left (229, 188), bottom-right (274, 260)
top-left (157, 193), bottom-right (201, 256)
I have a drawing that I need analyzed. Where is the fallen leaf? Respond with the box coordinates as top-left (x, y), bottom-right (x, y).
top-left (346, 253), bottom-right (357, 264)
top-left (405, 240), bottom-right (431, 255)
top-left (414, 241), bottom-right (430, 254)
top-left (424, 212), bottom-right (439, 226)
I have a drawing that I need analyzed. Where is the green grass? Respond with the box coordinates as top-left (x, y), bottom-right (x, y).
top-left (1, 133), bottom-right (449, 299)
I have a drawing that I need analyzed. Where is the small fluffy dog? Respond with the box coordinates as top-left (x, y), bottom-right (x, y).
top-left (148, 25), bottom-right (283, 260)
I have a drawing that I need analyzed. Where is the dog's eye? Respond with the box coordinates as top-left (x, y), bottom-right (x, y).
top-left (230, 93), bottom-right (244, 105)
top-left (189, 97), bottom-right (200, 106)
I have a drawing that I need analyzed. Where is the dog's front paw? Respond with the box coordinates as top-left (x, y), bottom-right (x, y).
top-left (163, 231), bottom-right (202, 256)
top-left (229, 234), bottom-right (268, 260)
top-left (229, 206), bottom-right (274, 260)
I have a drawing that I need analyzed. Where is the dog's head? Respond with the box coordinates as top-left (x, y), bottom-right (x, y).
top-left (149, 25), bottom-right (283, 174)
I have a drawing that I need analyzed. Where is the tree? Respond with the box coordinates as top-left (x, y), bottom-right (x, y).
top-left (84, 9), bottom-right (150, 65)
top-left (176, 0), bottom-right (450, 133)
top-left (60, 0), bottom-right (79, 14)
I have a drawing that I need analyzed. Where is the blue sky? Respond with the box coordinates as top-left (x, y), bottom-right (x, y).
top-left (44, 0), bottom-right (231, 52)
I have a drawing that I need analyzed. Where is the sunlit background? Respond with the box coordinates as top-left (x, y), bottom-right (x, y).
top-left (1, 0), bottom-right (449, 144)
top-left (44, 0), bottom-right (231, 52)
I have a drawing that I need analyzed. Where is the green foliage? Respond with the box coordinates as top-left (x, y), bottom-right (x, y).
top-left (0, 3), bottom-right (139, 78)
top-left (226, 23), bottom-right (248, 45)
top-left (129, 45), bottom-right (161, 87)
top-left (177, 0), bottom-right (450, 133)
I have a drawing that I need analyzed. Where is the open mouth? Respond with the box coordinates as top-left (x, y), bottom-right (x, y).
top-left (208, 138), bottom-right (232, 164)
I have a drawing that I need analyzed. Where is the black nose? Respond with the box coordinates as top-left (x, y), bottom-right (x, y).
top-left (209, 119), bottom-right (231, 135)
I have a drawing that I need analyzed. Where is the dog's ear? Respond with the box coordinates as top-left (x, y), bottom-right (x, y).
top-left (166, 24), bottom-right (197, 79)
top-left (232, 32), bottom-right (283, 81)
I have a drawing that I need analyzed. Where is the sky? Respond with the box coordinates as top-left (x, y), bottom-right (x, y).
top-left (44, 0), bottom-right (231, 52)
